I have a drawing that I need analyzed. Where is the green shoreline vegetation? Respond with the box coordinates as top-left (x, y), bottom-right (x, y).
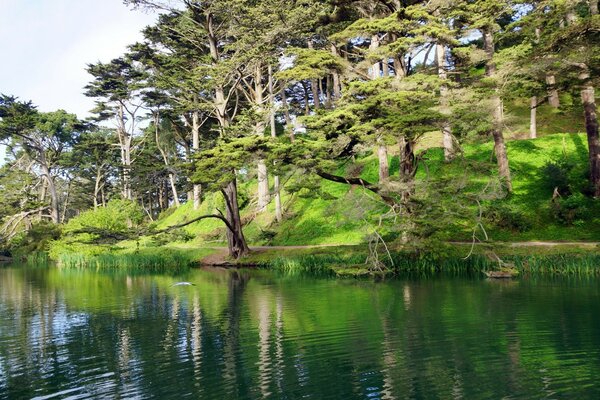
top-left (2, 1), bottom-right (600, 277)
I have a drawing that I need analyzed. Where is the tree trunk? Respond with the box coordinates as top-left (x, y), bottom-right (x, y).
top-left (530, 96), bottom-right (537, 139)
top-left (398, 136), bottom-right (416, 202)
top-left (155, 112), bottom-right (180, 207)
top-left (93, 166), bottom-right (104, 210)
top-left (257, 160), bottom-right (269, 212)
top-left (483, 27), bottom-right (512, 192)
top-left (192, 108), bottom-right (201, 209)
top-left (280, 87), bottom-right (294, 142)
top-left (581, 74), bottom-right (600, 197)
top-left (591, 0), bottom-right (599, 15)
top-left (546, 75), bottom-right (560, 108)
top-left (492, 95), bottom-right (512, 191)
top-left (117, 103), bottom-right (133, 200)
top-left (206, 11), bottom-right (249, 257)
top-left (370, 34), bottom-right (381, 80)
top-left (222, 179), bottom-right (250, 259)
top-left (437, 43), bottom-right (456, 161)
top-left (269, 64), bottom-right (283, 222)
top-left (255, 64), bottom-right (270, 213)
top-left (378, 143), bottom-right (389, 182)
top-left (331, 44), bottom-right (342, 99)
top-left (40, 162), bottom-right (59, 224)
top-left (307, 40), bottom-right (320, 109)
top-left (399, 136), bottom-right (416, 180)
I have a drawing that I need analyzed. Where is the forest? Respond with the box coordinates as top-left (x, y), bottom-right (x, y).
top-left (1, 0), bottom-right (599, 271)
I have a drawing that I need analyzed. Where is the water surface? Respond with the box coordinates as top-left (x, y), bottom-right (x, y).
top-left (1, 265), bottom-right (599, 399)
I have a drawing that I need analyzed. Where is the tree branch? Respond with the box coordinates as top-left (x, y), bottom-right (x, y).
top-left (316, 170), bottom-right (396, 205)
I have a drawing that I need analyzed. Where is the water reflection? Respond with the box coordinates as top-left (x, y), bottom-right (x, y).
top-left (1, 266), bottom-right (600, 399)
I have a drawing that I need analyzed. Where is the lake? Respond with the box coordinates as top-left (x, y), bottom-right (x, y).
top-left (1, 265), bottom-right (599, 399)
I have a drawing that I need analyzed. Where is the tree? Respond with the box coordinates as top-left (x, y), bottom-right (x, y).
top-left (0, 95), bottom-right (82, 223)
top-left (85, 57), bottom-right (146, 200)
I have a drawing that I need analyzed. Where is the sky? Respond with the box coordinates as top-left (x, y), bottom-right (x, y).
top-left (0, 0), bottom-right (160, 162)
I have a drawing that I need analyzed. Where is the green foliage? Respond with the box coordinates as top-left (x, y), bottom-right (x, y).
top-left (62, 199), bottom-right (145, 235)
top-left (484, 203), bottom-right (533, 232)
top-left (551, 193), bottom-right (590, 226)
top-left (55, 248), bottom-right (194, 273)
top-left (9, 222), bottom-right (62, 256)
top-left (541, 157), bottom-right (588, 196)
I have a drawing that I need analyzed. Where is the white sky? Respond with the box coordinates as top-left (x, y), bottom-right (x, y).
top-left (0, 0), bottom-right (159, 163)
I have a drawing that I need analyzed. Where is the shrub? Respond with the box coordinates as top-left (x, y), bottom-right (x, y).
top-left (551, 193), bottom-right (589, 225)
top-left (484, 203), bottom-right (533, 232)
top-left (9, 221), bottom-right (62, 256)
top-left (541, 158), bottom-right (588, 196)
top-left (63, 199), bottom-right (145, 235)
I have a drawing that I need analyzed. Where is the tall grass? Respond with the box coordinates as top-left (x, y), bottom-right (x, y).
top-left (25, 251), bottom-right (51, 267)
top-left (56, 250), bottom-right (193, 273)
top-left (261, 252), bottom-right (600, 278)
top-left (508, 254), bottom-right (600, 276)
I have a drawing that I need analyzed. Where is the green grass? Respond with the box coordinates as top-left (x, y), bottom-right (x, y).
top-left (246, 244), bottom-right (600, 278)
top-left (44, 100), bottom-right (600, 273)
top-left (55, 246), bottom-right (215, 273)
top-left (151, 130), bottom-right (599, 246)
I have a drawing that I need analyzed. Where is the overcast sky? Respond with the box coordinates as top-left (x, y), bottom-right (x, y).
top-left (0, 0), bottom-right (159, 162)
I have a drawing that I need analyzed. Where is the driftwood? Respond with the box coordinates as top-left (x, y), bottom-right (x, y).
top-left (484, 270), bottom-right (518, 279)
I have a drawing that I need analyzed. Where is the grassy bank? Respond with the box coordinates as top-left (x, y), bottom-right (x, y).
top-left (240, 243), bottom-right (600, 278)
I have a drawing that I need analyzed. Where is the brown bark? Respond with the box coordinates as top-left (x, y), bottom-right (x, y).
top-left (222, 180), bottom-right (250, 259)
top-left (398, 136), bottom-right (416, 180)
top-left (483, 27), bottom-right (513, 192)
top-left (398, 136), bottom-right (416, 202)
top-left (580, 73), bottom-right (600, 197)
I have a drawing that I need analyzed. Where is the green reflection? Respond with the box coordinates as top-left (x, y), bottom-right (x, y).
top-left (1, 266), bottom-right (599, 399)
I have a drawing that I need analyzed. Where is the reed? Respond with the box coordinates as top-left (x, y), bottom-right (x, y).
top-left (261, 251), bottom-right (600, 278)
top-left (56, 250), bottom-right (193, 273)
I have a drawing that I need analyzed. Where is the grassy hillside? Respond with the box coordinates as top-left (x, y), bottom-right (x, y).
top-left (154, 130), bottom-right (599, 247)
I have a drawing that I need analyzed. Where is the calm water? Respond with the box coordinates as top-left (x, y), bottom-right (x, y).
top-left (1, 265), bottom-right (600, 399)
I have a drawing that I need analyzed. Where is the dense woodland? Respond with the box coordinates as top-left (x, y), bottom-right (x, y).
top-left (1, 0), bottom-right (599, 260)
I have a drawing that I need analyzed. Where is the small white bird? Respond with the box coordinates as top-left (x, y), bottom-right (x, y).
top-left (171, 282), bottom-right (196, 286)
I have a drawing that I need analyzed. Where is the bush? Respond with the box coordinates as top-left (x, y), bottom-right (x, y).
top-left (10, 221), bottom-right (62, 256)
top-left (541, 158), bottom-right (588, 196)
top-left (63, 199), bottom-right (145, 235)
top-left (484, 203), bottom-right (533, 232)
top-left (151, 229), bottom-right (194, 246)
top-left (551, 193), bottom-right (589, 226)
top-left (49, 200), bottom-right (146, 259)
